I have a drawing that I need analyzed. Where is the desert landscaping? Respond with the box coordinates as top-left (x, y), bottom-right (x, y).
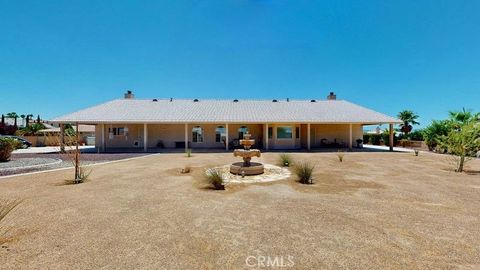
top-left (0, 151), bottom-right (479, 269)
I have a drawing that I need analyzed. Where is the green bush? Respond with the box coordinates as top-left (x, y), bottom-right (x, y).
top-left (295, 161), bottom-right (315, 184)
top-left (363, 134), bottom-right (370, 144)
top-left (381, 131), bottom-right (398, 146)
top-left (368, 134), bottom-right (382, 145)
top-left (205, 168), bottom-right (225, 190)
top-left (408, 129), bottom-right (424, 141)
top-left (422, 120), bottom-right (451, 151)
top-left (0, 138), bottom-right (21, 162)
top-left (278, 153), bottom-right (293, 167)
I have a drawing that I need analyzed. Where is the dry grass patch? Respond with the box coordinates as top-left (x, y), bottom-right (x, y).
top-left (0, 199), bottom-right (22, 245)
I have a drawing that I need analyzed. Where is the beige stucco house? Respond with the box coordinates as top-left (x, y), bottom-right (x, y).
top-left (51, 91), bottom-right (401, 152)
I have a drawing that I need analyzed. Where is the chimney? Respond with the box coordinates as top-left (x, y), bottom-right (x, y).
top-left (124, 90), bottom-right (134, 99)
top-left (327, 91), bottom-right (336, 100)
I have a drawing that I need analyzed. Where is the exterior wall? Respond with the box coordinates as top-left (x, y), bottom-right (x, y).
top-left (95, 124), bottom-right (144, 150)
top-left (93, 122), bottom-right (363, 151)
top-left (267, 124), bottom-right (301, 150)
top-left (148, 124), bottom-right (185, 148)
top-left (310, 124), bottom-right (362, 148)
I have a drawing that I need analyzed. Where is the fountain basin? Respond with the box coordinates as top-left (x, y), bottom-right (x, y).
top-left (230, 162), bottom-right (264, 176)
top-left (233, 149), bottom-right (261, 158)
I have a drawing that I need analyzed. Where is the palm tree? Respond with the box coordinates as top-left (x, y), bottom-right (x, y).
top-left (397, 110), bottom-right (420, 136)
top-left (448, 108), bottom-right (478, 125)
top-left (20, 114), bottom-right (26, 127)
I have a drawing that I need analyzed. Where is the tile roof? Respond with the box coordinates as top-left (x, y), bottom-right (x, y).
top-left (51, 99), bottom-right (401, 124)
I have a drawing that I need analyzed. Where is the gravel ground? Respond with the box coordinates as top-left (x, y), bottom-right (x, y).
top-left (0, 152), bottom-right (479, 269)
top-left (0, 153), bottom-right (149, 177)
top-left (0, 158), bottom-right (61, 170)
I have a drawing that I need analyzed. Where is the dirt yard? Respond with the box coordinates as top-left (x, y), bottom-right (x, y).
top-left (0, 152), bottom-right (479, 269)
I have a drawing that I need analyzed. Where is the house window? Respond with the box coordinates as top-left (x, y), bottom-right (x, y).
top-left (215, 126), bottom-right (226, 143)
top-left (277, 126), bottom-right (293, 139)
top-left (192, 126), bottom-right (204, 143)
top-left (108, 127), bottom-right (125, 136)
top-left (268, 127), bottom-right (273, 139)
top-left (295, 127), bottom-right (300, 139)
top-left (238, 126), bottom-right (249, 139)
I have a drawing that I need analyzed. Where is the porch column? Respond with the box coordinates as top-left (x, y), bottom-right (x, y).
top-left (143, 123), bottom-right (148, 152)
top-left (60, 123), bottom-right (65, 153)
top-left (349, 123), bottom-right (353, 150)
top-left (101, 124), bottom-right (105, 153)
top-left (389, 123), bottom-right (394, 151)
top-left (264, 123), bottom-right (269, 151)
top-left (225, 123), bottom-right (229, 151)
top-left (307, 123), bottom-right (311, 150)
top-left (184, 123), bottom-right (188, 152)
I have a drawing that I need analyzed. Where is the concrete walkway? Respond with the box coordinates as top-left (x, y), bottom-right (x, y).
top-left (13, 145), bottom-right (95, 154)
top-left (363, 144), bottom-right (415, 152)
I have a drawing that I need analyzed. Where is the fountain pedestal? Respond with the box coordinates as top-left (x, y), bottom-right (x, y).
top-left (229, 133), bottom-right (264, 175)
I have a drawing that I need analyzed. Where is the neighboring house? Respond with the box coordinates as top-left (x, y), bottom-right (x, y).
top-left (38, 125), bottom-right (95, 145)
top-left (20, 124), bottom-right (96, 146)
top-left (51, 91), bottom-right (401, 152)
top-left (4, 118), bottom-right (26, 128)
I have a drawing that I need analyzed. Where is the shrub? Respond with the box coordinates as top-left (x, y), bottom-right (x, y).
top-left (186, 148), bottom-right (192, 157)
top-left (337, 152), bottom-right (345, 162)
top-left (205, 168), bottom-right (225, 190)
top-left (422, 120), bottom-right (451, 151)
top-left (363, 134), bottom-right (370, 145)
top-left (368, 134), bottom-right (382, 145)
top-left (16, 123), bottom-right (45, 136)
top-left (414, 149), bottom-right (419, 156)
top-left (408, 129), bottom-right (424, 141)
top-left (278, 153), bottom-right (293, 167)
top-left (381, 131), bottom-right (399, 147)
top-left (0, 138), bottom-right (21, 162)
top-left (295, 161), bottom-right (315, 184)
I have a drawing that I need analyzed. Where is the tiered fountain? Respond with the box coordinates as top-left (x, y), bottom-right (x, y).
top-left (230, 132), bottom-right (264, 175)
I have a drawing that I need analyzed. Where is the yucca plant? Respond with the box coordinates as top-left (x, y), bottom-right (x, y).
top-left (295, 161), bottom-right (315, 184)
top-left (337, 152), bottom-right (345, 162)
top-left (186, 149), bottom-right (192, 158)
top-left (279, 153), bottom-right (293, 167)
top-left (205, 168), bottom-right (225, 190)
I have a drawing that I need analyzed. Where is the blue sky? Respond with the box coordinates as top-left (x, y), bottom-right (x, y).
top-left (1, 0), bottom-right (479, 127)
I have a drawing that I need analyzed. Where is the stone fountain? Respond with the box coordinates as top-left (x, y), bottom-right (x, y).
top-left (230, 132), bottom-right (264, 175)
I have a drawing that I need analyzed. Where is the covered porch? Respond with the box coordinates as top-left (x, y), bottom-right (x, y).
top-left (73, 122), bottom-right (396, 153)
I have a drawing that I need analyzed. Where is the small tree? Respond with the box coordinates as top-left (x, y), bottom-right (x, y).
top-left (440, 122), bottom-right (480, 172)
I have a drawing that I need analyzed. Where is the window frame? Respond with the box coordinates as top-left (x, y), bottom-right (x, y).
top-left (238, 126), bottom-right (249, 139)
top-left (215, 125), bottom-right (226, 143)
top-left (192, 126), bottom-right (204, 143)
top-left (276, 126), bottom-right (293, 139)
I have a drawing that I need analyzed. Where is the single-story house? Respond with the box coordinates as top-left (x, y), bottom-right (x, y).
top-left (51, 91), bottom-right (401, 152)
